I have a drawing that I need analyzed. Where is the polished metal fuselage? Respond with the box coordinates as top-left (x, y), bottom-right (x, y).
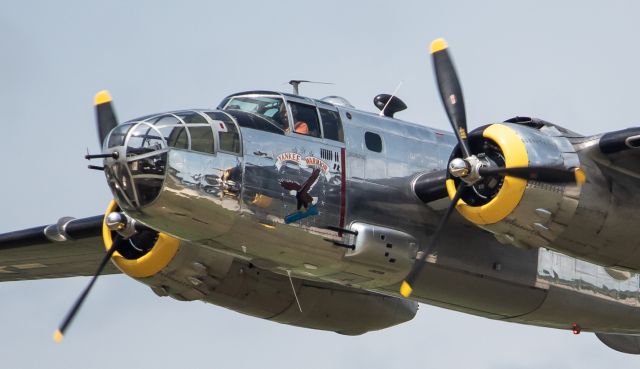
top-left (119, 95), bottom-right (640, 334)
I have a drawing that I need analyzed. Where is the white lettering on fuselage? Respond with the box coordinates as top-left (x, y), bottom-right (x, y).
top-left (275, 152), bottom-right (331, 179)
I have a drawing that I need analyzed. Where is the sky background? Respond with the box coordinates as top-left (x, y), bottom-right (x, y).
top-left (2, 0), bottom-right (640, 367)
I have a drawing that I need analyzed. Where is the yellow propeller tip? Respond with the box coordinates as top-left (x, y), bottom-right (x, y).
top-left (53, 330), bottom-right (64, 343)
top-left (430, 38), bottom-right (448, 54)
top-left (400, 281), bottom-right (413, 298)
top-left (94, 90), bottom-right (112, 105)
top-left (574, 167), bottom-right (586, 185)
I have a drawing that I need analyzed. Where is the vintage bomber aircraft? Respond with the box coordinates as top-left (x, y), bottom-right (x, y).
top-left (3, 38), bottom-right (640, 354)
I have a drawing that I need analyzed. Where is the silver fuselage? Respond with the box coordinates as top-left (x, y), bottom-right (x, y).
top-left (107, 92), bottom-right (640, 334)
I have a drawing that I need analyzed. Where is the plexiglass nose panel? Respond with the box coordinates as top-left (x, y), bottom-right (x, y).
top-left (103, 110), bottom-right (230, 210)
top-left (104, 122), bottom-right (168, 209)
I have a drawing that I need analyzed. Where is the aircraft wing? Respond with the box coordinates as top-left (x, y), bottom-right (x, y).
top-left (0, 215), bottom-right (119, 282)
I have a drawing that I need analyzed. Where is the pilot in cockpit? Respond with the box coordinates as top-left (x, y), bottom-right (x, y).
top-left (273, 103), bottom-right (290, 132)
top-left (288, 103), bottom-right (310, 135)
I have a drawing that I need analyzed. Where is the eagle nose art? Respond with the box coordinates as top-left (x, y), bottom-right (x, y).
top-left (102, 122), bottom-right (168, 210)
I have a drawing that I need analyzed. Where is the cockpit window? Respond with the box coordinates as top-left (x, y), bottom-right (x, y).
top-left (289, 102), bottom-right (320, 137)
top-left (319, 108), bottom-right (343, 142)
top-left (224, 96), bottom-right (288, 131)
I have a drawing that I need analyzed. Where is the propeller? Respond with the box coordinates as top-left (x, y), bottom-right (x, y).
top-left (431, 39), bottom-right (471, 159)
top-left (53, 235), bottom-right (121, 343)
top-left (400, 39), bottom-right (584, 298)
top-left (95, 90), bottom-right (118, 147)
top-left (54, 93), bottom-right (123, 342)
top-left (400, 183), bottom-right (466, 298)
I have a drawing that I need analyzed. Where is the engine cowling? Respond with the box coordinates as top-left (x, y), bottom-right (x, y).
top-left (446, 121), bottom-right (582, 249)
top-left (102, 200), bottom-right (181, 278)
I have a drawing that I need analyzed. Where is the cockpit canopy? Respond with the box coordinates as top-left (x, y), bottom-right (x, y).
top-left (223, 96), bottom-right (288, 131)
top-left (219, 91), bottom-right (344, 142)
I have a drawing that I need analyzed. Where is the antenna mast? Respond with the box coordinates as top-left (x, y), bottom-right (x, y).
top-left (287, 80), bottom-right (334, 95)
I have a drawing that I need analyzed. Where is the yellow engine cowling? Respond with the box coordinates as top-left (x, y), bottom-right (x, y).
top-left (102, 200), bottom-right (181, 278)
top-left (446, 122), bottom-right (582, 249)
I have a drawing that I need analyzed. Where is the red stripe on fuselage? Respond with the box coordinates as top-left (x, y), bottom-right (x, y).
top-left (339, 147), bottom-right (347, 234)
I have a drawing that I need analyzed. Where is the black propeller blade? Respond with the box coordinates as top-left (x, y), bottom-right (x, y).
top-left (400, 183), bottom-right (466, 298)
top-left (478, 166), bottom-right (586, 185)
top-left (95, 90), bottom-right (118, 147)
top-left (431, 39), bottom-right (471, 158)
top-left (53, 235), bottom-right (121, 343)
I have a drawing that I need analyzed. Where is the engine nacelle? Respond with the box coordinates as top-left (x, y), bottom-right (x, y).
top-left (446, 121), bottom-right (582, 249)
top-left (102, 200), bottom-right (181, 278)
top-left (139, 241), bottom-right (417, 335)
top-left (102, 200), bottom-right (417, 335)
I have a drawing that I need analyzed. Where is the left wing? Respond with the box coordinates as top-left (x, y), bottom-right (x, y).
top-left (0, 215), bottom-right (119, 282)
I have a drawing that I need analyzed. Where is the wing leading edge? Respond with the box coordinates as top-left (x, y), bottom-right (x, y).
top-left (0, 215), bottom-right (119, 282)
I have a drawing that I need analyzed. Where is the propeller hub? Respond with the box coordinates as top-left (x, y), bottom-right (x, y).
top-left (448, 155), bottom-right (486, 185)
top-left (105, 212), bottom-right (127, 231)
top-left (105, 210), bottom-right (139, 238)
top-left (448, 158), bottom-right (469, 178)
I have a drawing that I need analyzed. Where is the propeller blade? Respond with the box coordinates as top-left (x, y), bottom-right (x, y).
top-left (53, 235), bottom-right (120, 343)
top-left (431, 39), bottom-right (471, 158)
top-left (95, 90), bottom-right (118, 148)
top-left (400, 183), bottom-right (466, 298)
top-left (478, 166), bottom-right (586, 185)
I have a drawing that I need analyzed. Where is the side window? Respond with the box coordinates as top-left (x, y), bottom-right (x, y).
top-left (319, 108), bottom-right (344, 142)
top-left (167, 126), bottom-right (188, 149)
top-left (153, 115), bottom-right (188, 150)
top-left (190, 126), bottom-right (215, 154)
top-left (177, 112), bottom-right (215, 154)
top-left (206, 112), bottom-right (241, 154)
top-left (365, 131), bottom-right (383, 153)
top-left (289, 102), bottom-right (320, 137)
top-left (219, 122), bottom-right (240, 154)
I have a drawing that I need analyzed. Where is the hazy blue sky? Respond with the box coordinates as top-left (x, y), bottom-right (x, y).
top-left (2, 1), bottom-right (640, 368)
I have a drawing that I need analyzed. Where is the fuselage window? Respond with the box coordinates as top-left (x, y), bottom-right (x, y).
top-left (107, 123), bottom-right (133, 148)
top-left (219, 122), bottom-right (240, 154)
top-left (224, 96), bottom-right (288, 131)
top-left (153, 115), bottom-right (188, 149)
top-left (319, 108), bottom-right (343, 142)
top-left (365, 131), bottom-right (383, 153)
top-left (175, 112), bottom-right (215, 154)
top-left (289, 102), bottom-right (320, 137)
top-left (206, 112), bottom-right (241, 155)
top-left (189, 126), bottom-right (215, 154)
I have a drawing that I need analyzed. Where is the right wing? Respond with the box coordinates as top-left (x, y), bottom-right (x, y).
top-left (0, 215), bottom-right (119, 282)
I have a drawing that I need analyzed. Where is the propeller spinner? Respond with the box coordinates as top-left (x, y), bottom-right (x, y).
top-left (400, 39), bottom-right (585, 298)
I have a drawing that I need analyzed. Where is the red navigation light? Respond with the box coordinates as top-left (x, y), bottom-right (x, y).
top-left (571, 323), bottom-right (581, 335)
